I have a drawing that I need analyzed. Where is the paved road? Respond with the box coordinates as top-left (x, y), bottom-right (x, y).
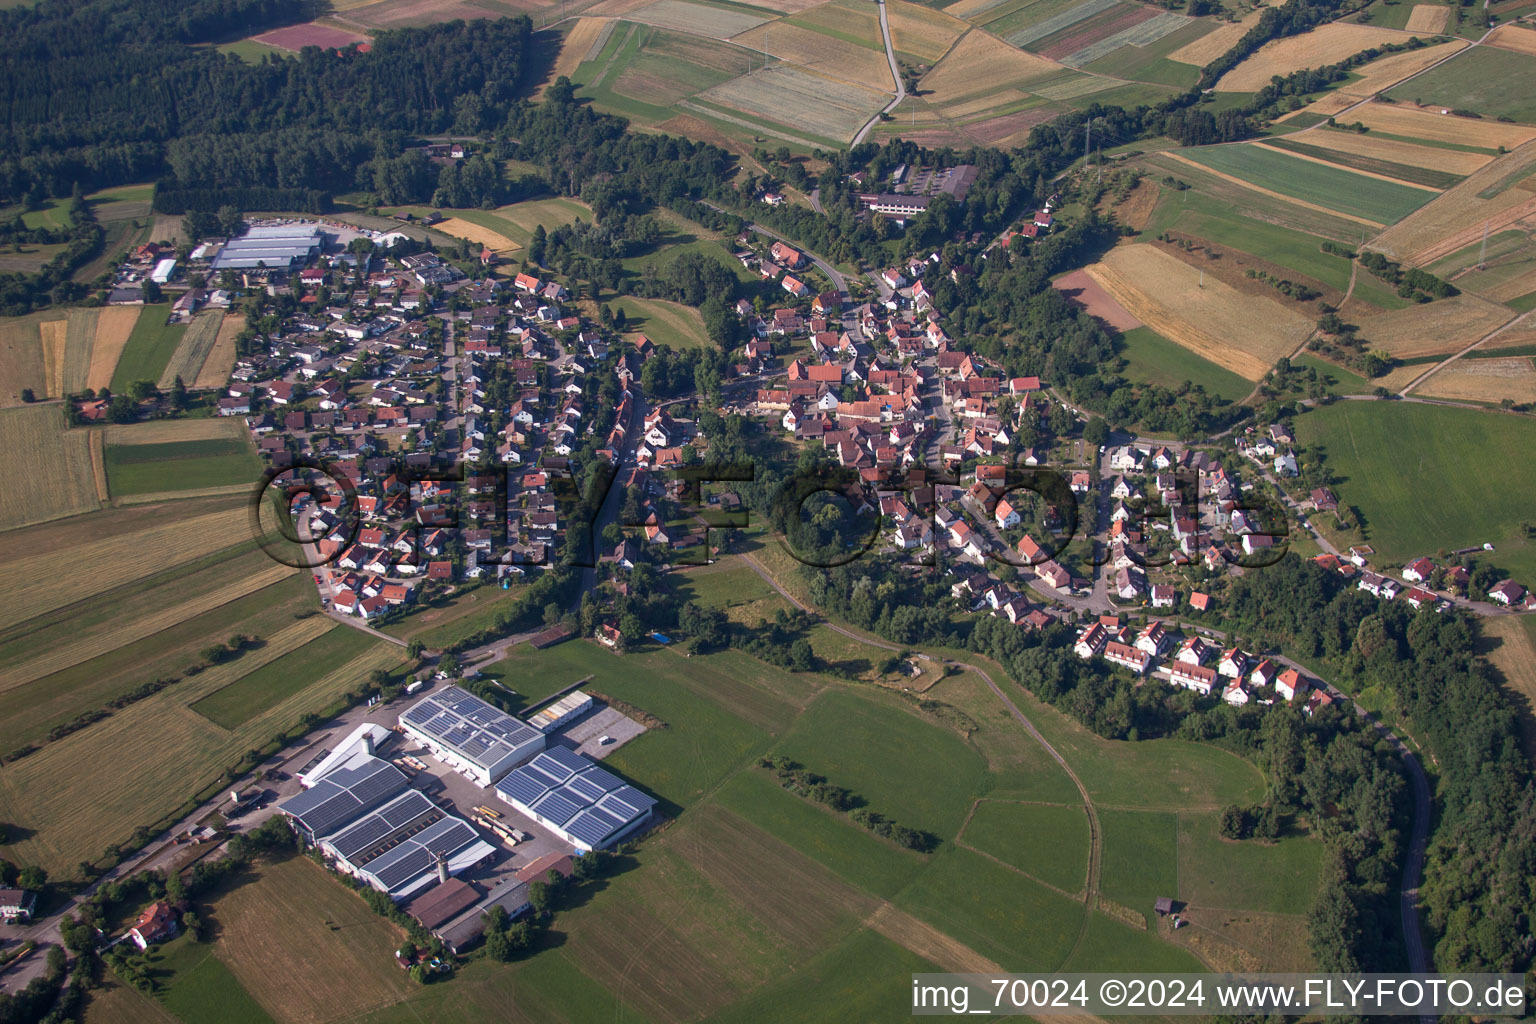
top-left (851, 0), bottom-right (906, 147)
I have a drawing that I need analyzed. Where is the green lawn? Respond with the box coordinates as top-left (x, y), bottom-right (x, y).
top-left (1060, 910), bottom-right (1207, 972)
top-left (1293, 354), bottom-right (1373, 394)
top-left (190, 626), bottom-right (384, 729)
top-left (148, 935), bottom-right (273, 1024)
top-left (1178, 143), bottom-right (1437, 225)
top-left (1386, 45), bottom-right (1536, 123)
top-left (1177, 811), bottom-right (1326, 915)
top-left (773, 688), bottom-right (989, 841)
top-left (110, 306), bottom-right (185, 392)
top-left (1099, 808), bottom-right (1179, 927)
top-left (1293, 400), bottom-right (1536, 580)
top-left (895, 845), bottom-right (1086, 970)
top-left (1119, 325), bottom-right (1255, 402)
top-left (380, 581), bottom-right (528, 649)
top-left (104, 437), bottom-right (262, 496)
top-left (961, 799), bottom-right (1090, 893)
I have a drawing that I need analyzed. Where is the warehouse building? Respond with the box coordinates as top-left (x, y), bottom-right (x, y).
top-left (399, 686), bottom-right (546, 786)
top-left (320, 788), bottom-right (496, 902)
top-left (494, 746), bottom-right (656, 852)
top-left (526, 691), bottom-right (593, 733)
top-left (209, 224), bottom-right (323, 272)
top-left (277, 751), bottom-right (409, 844)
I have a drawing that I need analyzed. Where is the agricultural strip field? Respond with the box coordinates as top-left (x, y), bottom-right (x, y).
top-left (1404, 4), bottom-right (1450, 32)
top-left (730, 21), bottom-right (896, 89)
top-left (157, 310), bottom-right (225, 389)
top-left (1059, 10), bottom-right (1191, 69)
top-left (1487, 23), bottom-right (1536, 55)
top-left (916, 29), bottom-right (1064, 107)
top-left (248, 21), bottom-right (369, 50)
top-left (104, 435), bottom-right (263, 497)
top-left (194, 312), bottom-right (242, 388)
top-left (0, 619), bottom-right (405, 874)
top-left (885, 1), bottom-right (969, 62)
top-left (111, 305), bottom-right (185, 393)
top-left (1177, 143), bottom-right (1438, 225)
top-left (1117, 324), bottom-right (1255, 401)
top-left (1216, 22), bottom-right (1417, 91)
top-left (544, 16), bottom-right (612, 94)
top-left (0, 405), bottom-right (99, 530)
top-left (0, 504), bottom-right (250, 630)
top-left (432, 216), bottom-right (520, 255)
top-left (1368, 141), bottom-right (1536, 265)
top-left (0, 313), bottom-right (48, 407)
top-left (1293, 400), bottom-right (1536, 581)
top-left (191, 624), bottom-right (380, 729)
top-left (0, 561), bottom-right (297, 692)
top-left (1412, 354), bottom-right (1536, 403)
top-left (1275, 126), bottom-right (1493, 178)
top-left (999, 0), bottom-right (1119, 50)
top-left (696, 65), bottom-right (891, 143)
top-left (627, 0), bottom-right (769, 37)
top-left (1355, 293), bottom-right (1516, 358)
top-left (1085, 243), bottom-right (1313, 379)
top-left (1385, 44), bottom-right (1536, 122)
top-left (86, 306), bottom-right (143, 392)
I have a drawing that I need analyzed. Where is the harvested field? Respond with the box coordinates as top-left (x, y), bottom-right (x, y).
top-left (0, 562), bottom-right (296, 693)
top-left (1167, 7), bottom-right (1261, 66)
top-left (548, 16), bottom-right (610, 91)
top-left (966, 105), bottom-right (1063, 145)
top-left (1413, 354), bottom-right (1536, 402)
top-left (158, 311), bottom-right (224, 390)
top-left (1369, 142), bottom-right (1536, 265)
top-left (0, 315), bottom-right (46, 407)
top-left (919, 29), bottom-right (1063, 104)
top-left (0, 617), bottom-right (400, 875)
top-left (433, 216), bottom-right (520, 255)
top-left (194, 312), bottom-right (241, 389)
top-left (730, 22), bottom-right (895, 87)
top-left (1403, 4), bottom-right (1450, 32)
top-left (629, 0), bottom-right (769, 37)
top-left (39, 319), bottom-right (66, 399)
top-left (886, 1), bottom-right (969, 62)
top-left (1342, 39), bottom-right (1469, 98)
top-left (1351, 99), bottom-right (1536, 149)
top-left (89, 430), bottom-right (108, 503)
top-left (865, 903), bottom-right (1002, 973)
top-left (0, 505), bottom-right (249, 631)
top-left (1480, 616), bottom-right (1536, 762)
top-left (1217, 23), bottom-right (1416, 91)
top-left (104, 418), bottom-right (247, 445)
top-left (61, 308), bottom-right (99, 396)
top-left (0, 405), bottom-right (99, 531)
top-left (1032, 73), bottom-right (1119, 100)
top-left (699, 65), bottom-right (890, 142)
top-left (1085, 243), bottom-right (1313, 379)
top-left (214, 857), bottom-right (410, 1024)
top-left (1054, 268), bottom-right (1143, 330)
top-left (1488, 23), bottom-right (1536, 56)
top-left (1357, 293), bottom-right (1516, 357)
top-left (249, 21), bottom-right (369, 50)
top-left (86, 306), bottom-right (141, 392)
top-left (1296, 127), bottom-right (1492, 176)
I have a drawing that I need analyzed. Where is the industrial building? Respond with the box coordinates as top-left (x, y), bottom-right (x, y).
top-left (399, 686), bottom-right (546, 786)
top-left (209, 224), bottom-right (323, 272)
top-left (494, 746), bottom-right (656, 853)
top-left (319, 788), bottom-right (496, 902)
top-left (277, 750), bottom-right (409, 844)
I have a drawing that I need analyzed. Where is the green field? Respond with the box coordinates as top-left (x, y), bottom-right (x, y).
top-left (1294, 400), bottom-right (1536, 580)
top-left (1386, 45), bottom-right (1536, 123)
top-left (1178, 811), bottom-right (1325, 915)
top-left (960, 799), bottom-right (1091, 892)
top-left (1177, 144), bottom-right (1437, 225)
top-left (1099, 808), bottom-right (1179, 926)
top-left (147, 936), bottom-right (273, 1024)
top-left (110, 306), bottom-right (185, 392)
top-left (1119, 325), bottom-right (1254, 402)
top-left (380, 581), bottom-right (528, 648)
top-left (104, 437), bottom-right (262, 496)
top-left (1293, 354), bottom-right (1373, 394)
top-left (190, 625), bottom-right (383, 729)
top-left (1263, 136), bottom-right (1463, 191)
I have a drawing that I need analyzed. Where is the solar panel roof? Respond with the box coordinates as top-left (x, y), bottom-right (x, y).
top-left (277, 755), bottom-right (409, 838)
top-left (324, 790), bottom-right (437, 860)
top-left (494, 749), bottom-right (658, 849)
top-left (398, 687), bottom-right (542, 772)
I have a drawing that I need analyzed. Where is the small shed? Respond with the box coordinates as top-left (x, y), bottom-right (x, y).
top-left (1154, 897), bottom-right (1175, 916)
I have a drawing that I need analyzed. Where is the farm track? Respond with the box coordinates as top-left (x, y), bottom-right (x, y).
top-left (1399, 307), bottom-right (1536, 395)
top-left (851, 0), bottom-right (906, 146)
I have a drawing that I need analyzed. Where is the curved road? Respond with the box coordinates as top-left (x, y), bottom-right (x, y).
top-left (851, 0), bottom-right (906, 147)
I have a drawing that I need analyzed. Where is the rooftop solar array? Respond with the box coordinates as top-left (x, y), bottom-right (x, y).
top-left (322, 789), bottom-right (439, 862)
top-left (495, 748), bottom-right (657, 850)
top-left (363, 815), bottom-right (494, 896)
top-left (400, 686), bottom-right (543, 773)
top-left (277, 754), bottom-right (409, 838)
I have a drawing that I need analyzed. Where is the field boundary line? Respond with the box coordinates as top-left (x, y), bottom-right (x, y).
top-left (1400, 306), bottom-right (1536, 394)
top-left (1161, 150), bottom-right (1385, 228)
top-left (1250, 141), bottom-right (1441, 193)
top-left (88, 428), bottom-right (110, 503)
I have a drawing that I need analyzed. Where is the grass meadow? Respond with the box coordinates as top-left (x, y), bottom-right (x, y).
top-left (110, 306), bottom-right (185, 393)
top-left (1386, 45), bottom-right (1536, 123)
top-left (1294, 400), bottom-right (1536, 581)
top-left (1118, 325), bottom-right (1255, 402)
top-left (104, 436), bottom-right (263, 497)
top-left (1179, 143), bottom-right (1437, 225)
